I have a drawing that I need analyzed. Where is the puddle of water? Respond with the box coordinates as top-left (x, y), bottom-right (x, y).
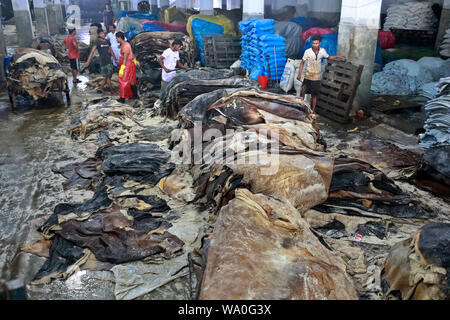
top-left (0, 79), bottom-right (97, 282)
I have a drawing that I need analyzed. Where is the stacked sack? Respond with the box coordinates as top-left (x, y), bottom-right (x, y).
top-left (239, 18), bottom-right (287, 81)
top-left (420, 77), bottom-right (450, 149)
top-left (383, 2), bottom-right (437, 31)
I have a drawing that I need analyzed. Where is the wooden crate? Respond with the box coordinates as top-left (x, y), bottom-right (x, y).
top-left (316, 60), bottom-right (364, 123)
top-left (390, 28), bottom-right (437, 47)
top-left (203, 34), bottom-right (241, 68)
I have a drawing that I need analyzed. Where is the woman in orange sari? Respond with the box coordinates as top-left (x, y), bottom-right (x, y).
top-left (115, 32), bottom-right (138, 102)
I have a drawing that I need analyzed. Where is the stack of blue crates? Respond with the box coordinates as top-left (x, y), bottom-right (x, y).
top-left (239, 18), bottom-right (287, 81)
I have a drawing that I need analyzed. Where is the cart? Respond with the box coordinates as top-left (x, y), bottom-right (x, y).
top-left (6, 76), bottom-right (70, 109)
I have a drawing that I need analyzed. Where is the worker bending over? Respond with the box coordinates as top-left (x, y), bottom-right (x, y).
top-left (297, 35), bottom-right (345, 112)
top-left (158, 39), bottom-right (188, 92)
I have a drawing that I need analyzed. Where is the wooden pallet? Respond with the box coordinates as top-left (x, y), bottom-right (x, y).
top-left (316, 59), bottom-right (364, 123)
top-left (390, 28), bottom-right (437, 46)
top-left (203, 34), bottom-right (241, 68)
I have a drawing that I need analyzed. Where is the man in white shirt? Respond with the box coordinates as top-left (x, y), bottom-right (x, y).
top-left (158, 39), bottom-right (188, 92)
top-left (106, 24), bottom-right (120, 67)
top-left (297, 35), bottom-right (345, 112)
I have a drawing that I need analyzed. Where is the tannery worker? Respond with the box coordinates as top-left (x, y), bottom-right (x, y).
top-left (297, 35), bottom-right (345, 112)
top-left (106, 24), bottom-right (120, 67)
top-left (157, 39), bottom-right (188, 92)
top-left (103, 3), bottom-right (115, 31)
top-left (85, 29), bottom-right (119, 95)
top-left (63, 28), bottom-right (81, 84)
top-left (115, 32), bottom-right (139, 103)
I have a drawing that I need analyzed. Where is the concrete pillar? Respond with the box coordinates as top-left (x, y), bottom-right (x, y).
top-left (158, 0), bottom-right (170, 11)
top-left (200, 0), bottom-right (214, 15)
top-left (34, 0), bottom-right (50, 36)
top-left (337, 0), bottom-right (382, 114)
top-left (46, 1), bottom-right (58, 35)
top-left (130, 0), bottom-right (138, 11)
top-left (149, 0), bottom-right (159, 13)
top-left (118, 0), bottom-right (129, 11)
top-left (11, 0), bottom-right (34, 47)
top-left (226, 0), bottom-right (240, 10)
top-left (54, 0), bottom-right (65, 31)
top-left (436, 0), bottom-right (450, 50)
top-left (243, 0), bottom-right (264, 20)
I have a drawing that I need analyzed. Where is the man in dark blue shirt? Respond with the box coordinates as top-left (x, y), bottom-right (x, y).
top-left (103, 3), bottom-right (115, 30)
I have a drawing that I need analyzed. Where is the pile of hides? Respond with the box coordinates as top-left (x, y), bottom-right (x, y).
top-left (440, 23), bottom-right (450, 58)
top-left (68, 98), bottom-right (137, 141)
top-left (7, 48), bottom-right (67, 100)
top-left (172, 88), bottom-right (428, 299)
top-left (371, 59), bottom-right (434, 95)
top-left (158, 69), bottom-right (255, 118)
top-left (193, 189), bottom-right (358, 300)
top-left (381, 223), bottom-right (450, 300)
top-left (239, 18), bottom-right (287, 81)
top-left (312, 156), bottom-right (427, 220)
top-left (186, 14), bottom-right (237, 66)
top-left (31, 35), bottom-right (67, 63)
top-left (77, 42), bottom-right (90, 62)
top-left (419, 77), bottom-right (450, 148)
top-left (141, 20), bottom-right (188, 34)
top-left (31, 142), bottom-right (182, 284)
top-left (86, 74), bottom-right (119, 92)
top-left (334, 139), bottom-right (420, 180)
top-left (274, 21), bottom-right (303, 59)
top-left (410, 145), bottom-right (450, 196)
top-left (131, 31), bottom-right (195, 88)
top-left (383, 2), bottom-right (438, 31)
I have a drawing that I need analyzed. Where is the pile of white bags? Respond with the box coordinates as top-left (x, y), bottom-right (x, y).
top-left (371, 58), bottom-right (450, 96)
top-left (280, 59), bottom-right (300, 93)
top-left (417, 57), bottom-right (450, 82)
top-left (418, 82), bottom-right (438, 100)
top-left (383, 2), bottom-right (437, 31)
top-left (420, 77), bottom-right (450, 148)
